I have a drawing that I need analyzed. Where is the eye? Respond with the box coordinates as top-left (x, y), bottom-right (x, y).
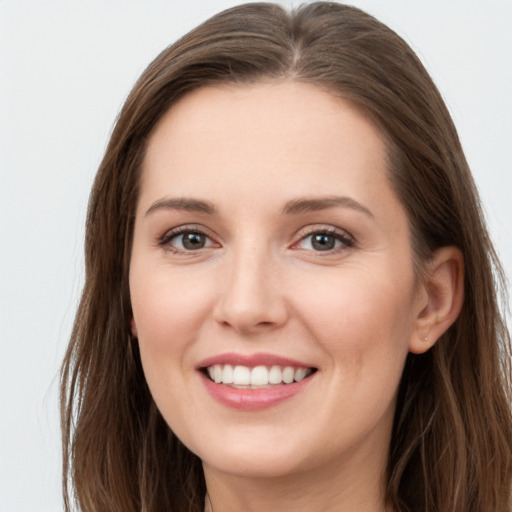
top-left (294, 228), bottom-right (353, 252)
top-left (176, 231), bottom-right (209, 250)
top-left (159, 227), bottom-right (218, 252)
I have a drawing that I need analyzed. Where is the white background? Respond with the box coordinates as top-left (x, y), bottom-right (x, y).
top-left (1, 1), bottom-right (511, 511)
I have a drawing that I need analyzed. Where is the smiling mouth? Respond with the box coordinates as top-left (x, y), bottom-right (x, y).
top-left (203, 364), bottom-right (317, 388)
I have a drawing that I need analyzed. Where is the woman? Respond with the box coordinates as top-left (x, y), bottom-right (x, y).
top-left (60, 2), bottom-right (512, 511)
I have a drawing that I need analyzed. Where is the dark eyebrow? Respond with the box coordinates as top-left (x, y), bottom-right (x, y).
top-left (282, 196), bottom-right (374, 218)
top-left (145, 197), bottom-right (217, 216)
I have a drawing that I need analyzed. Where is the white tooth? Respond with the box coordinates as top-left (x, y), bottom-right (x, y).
top-left (268, 365), bottom-right (283, 384)
top-left (282, 366), bottom-right (295, 384)
top-left (213, 364), bottom-right (223, 384)
top-left (207, 366), bottom-right (215, 381)
top-left (294, 368), bottom-right (308, 382)
top-left (251, 366), bottom-right (269, 386)
top-left (222, 364), bottom-right (234, 384)
top-left (233, 365), bottom-right (251, 385)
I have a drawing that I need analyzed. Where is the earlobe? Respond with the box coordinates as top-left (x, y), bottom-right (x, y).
top-left (409, 246), bottom-right (464, 354)
top-left (130, 317), bottom-right (138, 338)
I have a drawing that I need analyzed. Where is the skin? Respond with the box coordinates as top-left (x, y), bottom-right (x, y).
top-left (129, 81), bottom-right (463, 511)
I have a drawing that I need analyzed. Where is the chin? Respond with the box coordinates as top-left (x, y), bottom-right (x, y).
top-left (187, 425), bottom-right (327, 480)
top-left (201, 449), bottom-right (310, 479)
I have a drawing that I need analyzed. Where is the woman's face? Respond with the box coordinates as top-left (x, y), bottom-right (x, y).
top-left (129, 82), bottom-right (426, 481)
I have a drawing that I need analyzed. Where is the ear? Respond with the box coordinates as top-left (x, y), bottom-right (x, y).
top-left (409, 246), bottom-right (464, 354)
top-left (130, 317), bottom-right (138, 338)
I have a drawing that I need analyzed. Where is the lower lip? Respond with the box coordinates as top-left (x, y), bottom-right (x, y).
top-left (200, 373), bottom-right (313, 411)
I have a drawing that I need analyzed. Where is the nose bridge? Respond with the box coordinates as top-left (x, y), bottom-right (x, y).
top-left (214, 236), bottom-right (287, 333)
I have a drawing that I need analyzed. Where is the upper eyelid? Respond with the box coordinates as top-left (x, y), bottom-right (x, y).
top-left (294, 224), bottom-right (354, 241)
top-left (160, 224), bottom-right (214, 238)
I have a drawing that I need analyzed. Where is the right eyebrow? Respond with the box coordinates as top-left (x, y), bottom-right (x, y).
top-left (145, 197), bottom-right (217, 216)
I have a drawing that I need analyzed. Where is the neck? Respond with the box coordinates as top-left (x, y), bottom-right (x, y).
top-left (203, 451), bottom-right (391, 512)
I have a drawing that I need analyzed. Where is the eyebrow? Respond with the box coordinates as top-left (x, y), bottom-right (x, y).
top-left (145, 197), bottom-right (217, 216)
top-left (144, 195), bottom-right (373, 218)
top-left (282, 196), bottom-right (374, 218)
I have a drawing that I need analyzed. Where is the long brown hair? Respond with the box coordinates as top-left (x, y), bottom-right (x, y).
top-left (61, 3), bottom-right (512, 511)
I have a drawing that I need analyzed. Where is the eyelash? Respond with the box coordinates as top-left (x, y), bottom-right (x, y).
top-left (158, 225), bottom-right (355, 255)
top-left (293, 226), bottom-right (354, 254)
top-left (158, 225), bottom-right (217, 254)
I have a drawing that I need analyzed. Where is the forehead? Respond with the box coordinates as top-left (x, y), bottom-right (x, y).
top-left (139, 81), bottom-right (397, 221)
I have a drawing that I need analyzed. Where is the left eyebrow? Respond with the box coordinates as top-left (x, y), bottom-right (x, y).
top-left (282, 195), bottom-right (374, 218)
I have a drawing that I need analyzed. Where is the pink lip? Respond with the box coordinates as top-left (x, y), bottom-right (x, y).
top-left (196, 352), bottom-right (313, 369)
top-left (196, 352), bottom-right (316, 411)
top-left (200, 374), bottom-right (314, 411)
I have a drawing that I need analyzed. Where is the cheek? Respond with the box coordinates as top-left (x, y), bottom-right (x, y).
top-left (129, 265), bottom-right (219, 407)
top-left (129, 266), bottom-right (217, 422)
top-left (131, 266), bottom-right (214, 348)
top-left (293, 265), bottom-right (416, 372)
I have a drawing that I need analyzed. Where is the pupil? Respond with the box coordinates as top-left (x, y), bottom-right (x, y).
top-left (312, 233), bottom-right (334, 251)
top-left (183, 232), bottom-right (205, 250)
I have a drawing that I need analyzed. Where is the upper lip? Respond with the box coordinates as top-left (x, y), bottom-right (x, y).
top-left (196, 352), bottom-right (315, 370)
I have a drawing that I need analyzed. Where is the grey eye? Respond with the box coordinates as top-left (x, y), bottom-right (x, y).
top-left (295, 229), bottom-right (351, 253)
top-left (180, 232), bottom-right (207, 250)
top-left (161, 227), bottom-right (218, 253)
top-left (311, 233), bottom-right (337, 251)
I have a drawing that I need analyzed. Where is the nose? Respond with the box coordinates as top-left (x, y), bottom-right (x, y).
top-left (213, 244), bottom-right (289, 335)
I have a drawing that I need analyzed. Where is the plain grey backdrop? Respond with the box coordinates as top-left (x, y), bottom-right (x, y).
top-left (1, 1), bottom-right (511, 510)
